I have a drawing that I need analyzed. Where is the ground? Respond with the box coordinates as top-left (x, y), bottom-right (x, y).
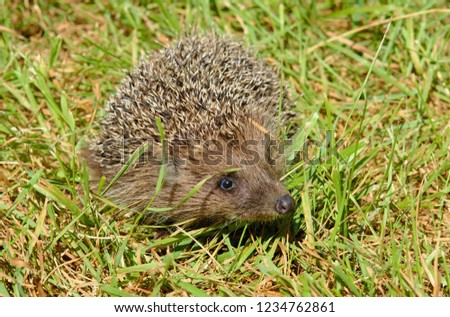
top-left (0, 0), bottom-right (449, 296)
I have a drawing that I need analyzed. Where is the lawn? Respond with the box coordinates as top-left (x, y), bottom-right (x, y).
top-left (0, 0), bottom-right (449, 296)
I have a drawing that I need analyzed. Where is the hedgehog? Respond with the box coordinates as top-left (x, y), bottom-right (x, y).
top-left (84, 33), bottom-right (296, 226)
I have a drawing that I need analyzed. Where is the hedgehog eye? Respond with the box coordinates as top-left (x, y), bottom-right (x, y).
top-left (218, 177), bottom-right (235, 191)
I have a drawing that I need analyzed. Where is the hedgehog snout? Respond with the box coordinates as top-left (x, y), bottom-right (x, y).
top-left (275, 194), bottom-right (296, 214)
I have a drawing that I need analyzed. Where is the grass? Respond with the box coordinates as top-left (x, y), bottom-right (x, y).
top-left (1, 0), bottom-right (449, 296)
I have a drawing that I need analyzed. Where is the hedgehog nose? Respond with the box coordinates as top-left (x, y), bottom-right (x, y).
top-left (275, 195), bottom-right (296, 214)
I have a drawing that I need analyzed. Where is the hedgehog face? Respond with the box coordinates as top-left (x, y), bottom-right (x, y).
top-left (151, 142), bottom-right (296, 225)
top-left (208, 166), bottom-right (296, 222)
